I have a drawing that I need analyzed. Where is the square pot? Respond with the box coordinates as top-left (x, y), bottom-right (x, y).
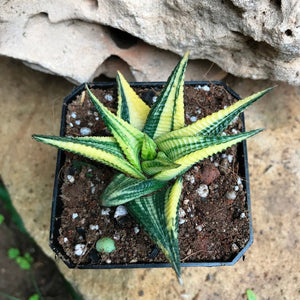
top-left (49, 81), bottom-right (253, 269)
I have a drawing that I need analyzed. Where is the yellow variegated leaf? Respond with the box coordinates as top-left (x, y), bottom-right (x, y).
top-left (86, 85), bottom-right (144, 171)
top-left (117, 71), bottom-right (150, 130)
top-left (154, 129), bottom-right (262, 180)
top-left (126, 189), bottom-right (182, 283)
top-left (143, 51), bottom-right (189, 139)
top-left (155, 87), bottom-right (273, 144)
top-left (33, 135), bottom-right (145, 179)
top-left (165, 177), bottom-right (183, 238)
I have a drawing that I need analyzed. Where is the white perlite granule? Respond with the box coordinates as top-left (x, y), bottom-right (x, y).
top-left (114, 205), bottom-right (128, 218)
top-left (80, 127), bottom-right (91, 136)
top-left (74, 244), bottom-right (86, 256)
top-left (104, 94), bottom-right (113, 101)
top-left (196, 184), bottom-right (209, 197)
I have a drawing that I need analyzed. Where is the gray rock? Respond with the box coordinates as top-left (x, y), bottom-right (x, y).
top-left (1, 0), bottom-right (299, 84)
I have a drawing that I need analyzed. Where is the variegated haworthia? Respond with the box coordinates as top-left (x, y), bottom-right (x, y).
top-left (33, 51), bottom-right (272, 283)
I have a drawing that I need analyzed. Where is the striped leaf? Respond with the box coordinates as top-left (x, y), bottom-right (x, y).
top-left (116, 71), bottom-right (150, 130)
top-left (100, 173), bottom-right (168, 206)
top-left (155, 87), bottom-right (272, 144)
top-left (86, 85), bottom-right (144, 171)
top-left (165, 177), bottom-right (183, 240)
top-left (142, 151), bottom-right (180, 176)
top-left (32, 135), bottom-right (145, 179)
top-left (126, 186), bottom-right (182, 283)
top-left (154, 129), bottom-right (262, 181)
top-left (142, 51), bottom-right (189, 139)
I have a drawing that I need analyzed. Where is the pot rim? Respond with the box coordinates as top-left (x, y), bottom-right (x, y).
top-left (49, 81), bottom-right (253, 269)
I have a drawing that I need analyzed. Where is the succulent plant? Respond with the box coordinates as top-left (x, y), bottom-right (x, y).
top-left (33, 52), bottom-right (272, 283)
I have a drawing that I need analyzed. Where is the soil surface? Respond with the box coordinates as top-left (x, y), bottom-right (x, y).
top-left (54, 84), bottom-right (250, 267)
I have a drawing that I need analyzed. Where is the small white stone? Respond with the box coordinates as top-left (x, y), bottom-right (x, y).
top-left (88, 122), bottom-right (93, 127)
top-left (202, 85), bottom-right (210, 91)
top-left (75, 120), bottom-right (81, 125)
top-left (190, 116), bottom-right (197, 122)
top-left (234, 185), bottom-right (239, 191)
top-left (93, 112), bottom-right (98, 116)
top-left (185, 174), bottom-right (195, 184)
top-left (196, 184), bottom-right (209, 198)
top-left (91, 186), bottom-right (96, 194)
top-left (89, 224), bottom-right (99, 230)
top-left (72, 213), bottom-right (78, 219)
top-left (214, 162), bottom-right (219, 167)
top-left (114, 205), bottom-right (128, 218)
top-left (187, 207), bottom-right (191, 213)
top-left (106, 259), bottom-right (112, 264)
top-left (179, 218), bottom-right (186, 225)
top-left (105, 94), bottom-right (113, 101)
top-left (237, 177), bottom-right (242, 185)
top-left (226, 191), bottom-right (236, 200)
top-left (179, 208), bottom-right (186, 218)
top-left (196, 109), bottom-right (201, 114)
top-left (67, 175), bottom-right (75, 183)
top-left (231, 128), bottom-right (238, 134)
top-left (95, 117), bottom-right (99, 120)
top-left (69, 122), bottom-right (74, 128)
top-left (134, 226), bottom-right (140, 234)
top-left (63, 237), bottom-right (68, 243)
top-left (227, 155), bottom-right (233, 163)
top-left (152, 96), bottom-right (157, 103)
top-left (232, 243), bottom-right (239, 251)
top-left (101, 208), bottom-right (111, 216)
top-left (70, 112), bottom-right (77, 119)
top-left (74, 244), bottom-right (86, 256)
top-left (113, 234), bottom-right (120, 240)
top-left (240, 212), bottom-right (246, 219)
top-left (80, 127), bottom-right (91, 136)
top-left (196, 225), bottom-right (203, 232)
top-left (183, 199), bottom-right (190, 205)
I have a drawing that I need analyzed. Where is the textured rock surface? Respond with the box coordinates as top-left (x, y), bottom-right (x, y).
top-left (1, 0), bottom-right (299, 84)
top-left (1, 57), bottom-right (300, 299)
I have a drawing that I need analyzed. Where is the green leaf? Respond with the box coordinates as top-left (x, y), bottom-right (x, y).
top-left (126, 186), bottom-right (181, 282)
top-left (33, 135), bottom-right (145, 180)
top-left (100, 173), bottom-right (168, 206)
top-left (157, 129), bottom-right (261, 160)
top-left (16, 256), bottom-right (31, 270)
top-left (141, 133), bottom-right (158, 160)
top-left (155, 87), bottom-right (273, 143)
top-left (86, 85), bottom-right (145, 171)
top-left (165, 177), bottom-right (183, 239)
top-left (28, 294), bottom-right (40, 300)
top-left (142, 152), bottom-right (180, 176)
top-left (0, 214), bottom-right (4, 224)
top-left (246, 289), bottom-right (257, 300)
top-left (154, 129), bottom-right (262, 180)
top-left (143, 51), bottom-right (189, 139)
top-left (8, 248), bottom-right (20, 259)
top-left (116, 71), bottom-right (150, 130)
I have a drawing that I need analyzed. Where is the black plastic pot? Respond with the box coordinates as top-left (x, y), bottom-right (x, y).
top-left (49, 81), bottom-right (253, 269)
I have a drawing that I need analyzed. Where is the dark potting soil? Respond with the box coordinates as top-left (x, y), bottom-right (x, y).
top-left (56, 84), bottom-right (250, 266)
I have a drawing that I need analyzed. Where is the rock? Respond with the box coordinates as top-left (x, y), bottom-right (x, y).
top-left (0, 3), bottom-right (225, 84)
top-left (199, 165), bottom-right (220, 185)
top-left (1, 0), bottom-right (299, 84)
